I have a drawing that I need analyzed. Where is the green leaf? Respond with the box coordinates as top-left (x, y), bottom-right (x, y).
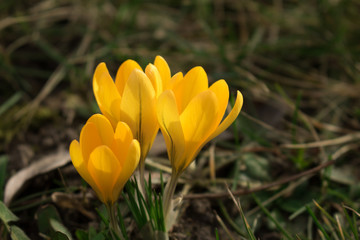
top-left (36, 204), bottom-right (61, 236)
top-left (0, 155), bottom-right (8, 201)
top-left (91, 232), bottom-right (106, 240)
top-left (0, 92), bottom-right (22, 117)
top-left (75, 229), bottom-right (88, 240)
top-left (243, 153), bottom-right (270, 181)
top-left (0, 200), bottom-right (19, 224)
top-left (9, 225), bottom-right (31, 240)
top-left (88, 226), bottom-right (99, 238)
top-left (50, 218), bottom-right (72, 240)
top-left (53, 231), bottom-right (71, 240)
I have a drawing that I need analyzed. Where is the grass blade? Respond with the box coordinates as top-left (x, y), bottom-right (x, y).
top-left (306, 205), bottom-right (331, 240)
top-left (253, 194), bottom-right (293, 240)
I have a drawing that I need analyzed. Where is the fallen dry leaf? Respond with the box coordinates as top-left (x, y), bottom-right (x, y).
top-left (4, 147), bottom-right (70, 206)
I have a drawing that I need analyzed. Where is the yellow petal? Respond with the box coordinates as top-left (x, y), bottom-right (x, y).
top-left (107, 98), bottom-right (122, 128)
top-left (169, 72), bottom-right (183, 90)
top-left (206, 90), bottom-right (243, 142)
top-left (180, 90), bottom-right (219, 168)
top-left (113, 139), bottom-right (140, 201)
top-left (69, 140), bottom-right (102, 198)
top-left (154, 55), bottom-right (171, 90)
top-left (157, 90), bottom-right (185, 170)
top-left (111, 121), bottom-right (133, 164)
top-left (79, 122), bottom-right (102, 163)
top-left (145, 64), bottom-right (163, 97)
top-left (209, 80), bottom-right (229, 126)
top-left (93, 63), bottom-right (121, 125)
top-left (88, 146), bottom-right (122, 204)
top-left (87, 114), bottom-right (114, 147)
top-left (172, 66), bottom-right (208, 113)
top-left (120, 69), bottom-right (158, 160)
top-left (115, 59), bottom-right (142, 96)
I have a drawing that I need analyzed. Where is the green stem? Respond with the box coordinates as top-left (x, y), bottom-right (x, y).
top-left (139, 157), bottom-right (148, 201)
top-left (106, 203), bottom-right (124, 240)
top-left (162, 172), bottom-right (180, 222)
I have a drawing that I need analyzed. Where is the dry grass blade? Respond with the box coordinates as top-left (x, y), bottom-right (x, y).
top-left (0, 7), bottom-right (73, 31)
top-left (241, 111), bottom-right (292, 139)
top-left (209, 143), bottom-right (216, 181)
top-left (15, 65), bottom-right (66, 120)
top-left (343, 205), bottom-right (360, 218)
top-left (145, 158), bottom-right (172, 174)
top-left (335, 215), bottom-right (345, 240)
top-left (214, 211), bottom-right (235, 240)
top-left (226, 185), bottom-right (256, 240)
top-left (331, 144), bottom-right (360, 160)
top-left (281, 132), bottom-right (360, 149)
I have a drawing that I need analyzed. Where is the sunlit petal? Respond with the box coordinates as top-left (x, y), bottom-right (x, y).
top-left (157, 90), bottom-right (185, 170)
top-left (88, 146), bottom-right (122, 204)
top-left (169, 72), bottom-right (183, 90)
top-left (145, 63), bottom-right (163, 97)
top-left (172, 66), bottom-right (208, 112)
top-left (209, 80), bottom-right (229, 126)
top-left (206, 90), bottom-right (243, 142)
top-left (93, 63), bottom-right (121, 123)
top-left (115, 59), bottom-right (142, 96)
top-left (111, 121), bottom-right (133, 165)
top-left (79, 122), bottom-right (102, 163)
top-left (180, 90), bottom-right (219, 168)
top-left (120, 69), bottom-right (158, 159)
top-left (154, 55), bottom-right (171, 90)
top-left (113, 139), bottom-right (140, 201)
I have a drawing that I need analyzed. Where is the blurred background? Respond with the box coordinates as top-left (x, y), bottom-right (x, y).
top-left (1, 0), bottom-right (360, 239)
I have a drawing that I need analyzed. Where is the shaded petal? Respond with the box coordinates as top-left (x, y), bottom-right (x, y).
top-left (145, 64), bottom-right (163, 97)
top-left (115, 60), bottom-right (142, 96)
top-left (93, 63), bottom-right (121, 124)
top-left (88, 146), bottom-right (121, 204)
top-left (111, 121), bottom-right (134, 165)
top-left (209, 80), bottom-right (229, 126)
top-left (69, 140), bottom-right (102, 198)
top-left (107, 98), bottom-right (122, 128)
top-left (206, 90), bottom-right (243, 142)
top-left (113, 139), bottom-right (140, 201)
top-left (157, 90), bottom-right (185, 171)
top-left (154, 55), bottom-right (171, 90)
top-left (87, 114), bottom-right (114, 147)
top-left (180, 90), bottom-right (219, 168)
top-left (172, 66), bottom-right (208, 113)
top-left (120, 69), bottom-right (158, 160)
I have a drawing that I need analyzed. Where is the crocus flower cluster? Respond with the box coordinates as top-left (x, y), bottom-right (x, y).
top-left (69, 56), bottom-right (243, 228)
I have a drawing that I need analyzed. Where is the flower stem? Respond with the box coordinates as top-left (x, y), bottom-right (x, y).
top-left (139, 157), bottom-right (148, 201)
top-left (162, 172), bottom-right (180, 221)
top-left (106, 203), bottom-right (124, 240)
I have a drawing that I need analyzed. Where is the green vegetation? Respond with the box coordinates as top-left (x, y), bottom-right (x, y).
top-left (1, 0), bottom-right (360, 239)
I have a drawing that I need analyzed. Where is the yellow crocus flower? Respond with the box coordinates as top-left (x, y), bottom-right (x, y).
top-left (92, 56), bottom-right (170, 164)
top-left (157, 66), bottom-right (243, 175)
top-left (69, 114), bottom-right (140, 205)
top-left (157, 66), bottom-right (243, 223)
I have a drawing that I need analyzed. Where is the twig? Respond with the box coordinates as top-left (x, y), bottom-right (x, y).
top-left (183, 159), bottom-right (336, 200)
